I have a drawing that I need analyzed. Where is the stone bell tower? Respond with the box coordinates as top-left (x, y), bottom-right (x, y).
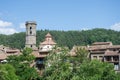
top-left (25, 21), bottom-right (37, 49)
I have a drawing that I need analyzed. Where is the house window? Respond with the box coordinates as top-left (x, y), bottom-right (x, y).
top-left (113, 56), bottom-right (119, 61)
top-left (93, 56), bottom-right (97, 59)
top-left (118, 50), bottom-right (120, 53)
top-left (114, 63), bottom-right (119, 70)
top-left (113, 49), bottom-right (116, 51)
top-left (105, 56), bottom-right (111, 61)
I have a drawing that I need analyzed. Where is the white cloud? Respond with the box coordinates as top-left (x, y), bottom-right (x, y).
top-left (0, 20), bottom-right (18, 35)
top-left (0, 28), bottom-right (18, 35)
top-left (19, 23), bottom-right (25, 28)
top-left (80, 27), bottom-right (89, 31)
top-left (111, 23), bottom-right (120, 31)
top-left (0, 20), bottom-right (13, 27)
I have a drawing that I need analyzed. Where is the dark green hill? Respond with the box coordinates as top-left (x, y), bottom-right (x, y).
top-left (0, 28), bottom-right (120, 49)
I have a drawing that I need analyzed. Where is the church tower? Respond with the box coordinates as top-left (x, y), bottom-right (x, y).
top-left (25, 21), bottom-right (37, 49)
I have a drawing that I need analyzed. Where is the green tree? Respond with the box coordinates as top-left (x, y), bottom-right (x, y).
top-left (42, 47), bottom-right (119, 80)
top-left (70, 47), bottom-right (89, 64)
top-left (43, 47), bottom-right (72, 80)
top-left (74, 60), bottom-right (117, 80)
top-left (1, 28), bottom-right (120, 49)
top-left (68, 47), bottom-right (89, 78)
top-left (0, 64), bottom-right (19, 80)
top-left (7, 47), bottom-right (39, 80)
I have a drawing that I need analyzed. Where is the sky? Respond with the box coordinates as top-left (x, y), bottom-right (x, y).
top-left (0, 0), bottom-right (120, 35)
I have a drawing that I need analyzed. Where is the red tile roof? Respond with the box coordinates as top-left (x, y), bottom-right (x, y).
top-left (40, 33), bottom-right (56, 45)
top-left (40, 40), bottom-right (56, 45)
top-left (92, 42), bottom-right (112, 45)
top-left (32, 51), bottom-right (48, 58)
top-left (0, 54), bottom-right (7, 60)
top-left (6, 50), bottom-right (20, 53)
top-left (104, 50), bottom-right (118, 56)
top-left (45, 33), bottom-right (52, 37)
top-left (0, 52), bottom-right (21, 60)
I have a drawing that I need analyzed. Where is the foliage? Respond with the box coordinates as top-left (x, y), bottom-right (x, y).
top-left (69, 47), bottom-right (89, 65)
top-left (7, 47), bottom-right (39, 80)
top-left (69, 47), bottom-right (90, 76)
top-left (0, 64), bottom-right (19, 80)
top-left (1, 47), bottom-right (119, 80)
top-left (76, 60), bottom-right (117, 80)
top-left (0, 28), bottom-right (120, 49)
top-left (75, 48), bottom-right (88, 62)
top-left (43, 47), bottom-right (72, 80)
top-left (42, 47), bottom-right (119, 80)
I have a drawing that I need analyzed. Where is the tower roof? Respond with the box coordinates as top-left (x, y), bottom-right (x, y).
top-left (40, 33), bottom-right (56, 45)
top-left (40, 40), bottom-right (56, 45)
top-left (25, 21), bottom-right (37, 25)
top-left (45, 33), bottom-right (52, 37)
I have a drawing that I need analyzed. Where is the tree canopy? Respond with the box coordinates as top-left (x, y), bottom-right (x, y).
top-left (0, 47), bottom-right (120, 80)
top-left (7, 48), bottom-right (39, 80)
top-left (0, 64), bottom-right (19, 80)
top-left (0, 28), bottom-right (120, 49)
top-left (42, 47), bottom-right (119, 80)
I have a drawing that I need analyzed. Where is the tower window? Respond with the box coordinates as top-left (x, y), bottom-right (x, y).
top-left (30, 31), bottom-right (32, 34)
top-left (31, 45), bottom-right (32, 48)
top-left (30, 27), bottom-right (32, 30)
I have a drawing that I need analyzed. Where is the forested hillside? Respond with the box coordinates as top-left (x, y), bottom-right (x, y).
top-left (0, 28), bottom-right (120, 49)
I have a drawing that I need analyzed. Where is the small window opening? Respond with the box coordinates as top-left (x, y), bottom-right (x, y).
top-left (31, 45), bottom-right (32, 48)
top-left (30, 27), bottom-right (32, 29)
top-left (30, 31), bottom-right (32, 34)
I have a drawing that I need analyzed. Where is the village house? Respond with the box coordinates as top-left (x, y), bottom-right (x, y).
top-left (0, 45), bottom-right (20, 63)
top-left (88, 42), bottom-right (120, 70)
top-left (70, 42), bottom-right (120, 71)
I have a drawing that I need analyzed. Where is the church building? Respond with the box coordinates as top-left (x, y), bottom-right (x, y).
top-left (25, 21), bottom-right (56, 69)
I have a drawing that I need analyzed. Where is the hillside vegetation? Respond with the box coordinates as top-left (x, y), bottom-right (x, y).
top-left (0, 28), bottom-right (120, 49)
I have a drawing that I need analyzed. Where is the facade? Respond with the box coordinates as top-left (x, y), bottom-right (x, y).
top-left (104, 50), bottom-right (119, 70)
top-left (88, 42), bottom-right (113, 61)
top-left (89, 42), bottom-right (120, 71)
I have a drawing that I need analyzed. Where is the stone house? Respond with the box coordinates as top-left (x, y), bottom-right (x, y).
top-left (0, 45), bottom-right (20, 63)
top-left (70, 42), bottom-right (120, 71)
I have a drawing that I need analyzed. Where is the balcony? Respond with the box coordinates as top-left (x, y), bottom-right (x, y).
top-left (104, 56), bottom-right (119, 63)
